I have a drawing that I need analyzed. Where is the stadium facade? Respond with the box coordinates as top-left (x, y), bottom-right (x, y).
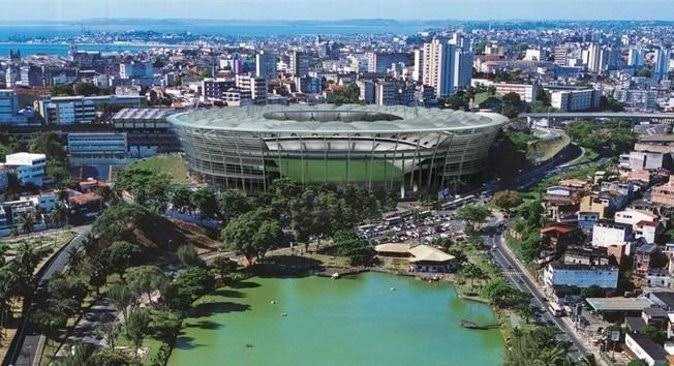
top-left (168, 105), bottom-right (508, 195)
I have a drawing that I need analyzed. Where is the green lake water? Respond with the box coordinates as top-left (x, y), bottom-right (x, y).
top-left (168, 272), bottom-right (503, 366)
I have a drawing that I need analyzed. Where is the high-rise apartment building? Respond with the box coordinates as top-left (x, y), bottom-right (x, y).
top-left (367, 52), bottom-right (411, 74)
top-left (628, 47), bottom-right (645, 67)
top-left (421, 34), bottom-right (473, 98)
top-left (587, 43), bottom-right (604, 73)
top-left (255, 50), bottom-right (277, 80)
top-left (413, 49), bottom-right (424, 82)
top-left (654, 47), bottom-right (671, 81)
top-left (356, 79), bottom-right (375, 104)
top-left (289, 50), bottom-right (310, 77)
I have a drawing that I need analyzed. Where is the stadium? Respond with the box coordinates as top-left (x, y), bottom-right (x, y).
top-left (168, 105), bottom-right (508, 195)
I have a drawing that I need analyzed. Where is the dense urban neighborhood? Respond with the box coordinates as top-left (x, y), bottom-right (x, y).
top-left (3, 15), bottom-right (674, 366)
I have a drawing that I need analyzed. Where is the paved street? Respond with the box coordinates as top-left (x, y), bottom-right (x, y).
top-left (487, 232), bottom-right (608, 366)
top-left (5, 226), bottom-right (90, 366)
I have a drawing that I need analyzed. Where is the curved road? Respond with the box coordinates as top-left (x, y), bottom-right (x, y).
top-left (4, 226), bottom-right (90, 366)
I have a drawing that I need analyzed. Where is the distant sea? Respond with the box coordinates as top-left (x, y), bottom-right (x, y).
top-left (0, 22), bottom-right (433, 56)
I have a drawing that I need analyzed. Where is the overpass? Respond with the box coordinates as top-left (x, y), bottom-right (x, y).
top-left (521, 112), bottom-right (674, 123)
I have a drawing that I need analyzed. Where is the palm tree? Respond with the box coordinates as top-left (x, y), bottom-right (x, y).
top-left (55, 343), bottom-right (98, 366)
top-left (51, 203), bottom-right (69, 227)
top-left (16, 212), bottom-right (35, 234)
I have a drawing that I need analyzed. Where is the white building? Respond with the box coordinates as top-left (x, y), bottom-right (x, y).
top-left (119, 61), bottom-right (154, 80)
top-left (472, 79), bottom-right (540, 103)
top-left (654, 48), bottom-right (671, 82)
top-left (356, 79), bottom-right (375, 104)
top-left (289, 50), bottom-right (310, 77)
top-left (524, 48), bottom-right (543, 61)
top-left (550, 89), bottom-right (601, 112)
top-left (543, 263), bottom-right (619, 289)
top-left (235, 74), bottom-right (267, 102)
top-left (625, 332), bottom-right (668, 366)
top-left (421, 33), bottom-right (473, 98)
top-left (628, 47), bottom-right (645, 67)
top-left (36, 95), bottom-right (144, 125)
top-left (615, 208), bottom-right (660, 244)
top-left (592, 220), bottom-right (634, 254)
top-left (0, 89), bottom-right (27, 125)
top-left (2, 152), bottom-right (46, 187)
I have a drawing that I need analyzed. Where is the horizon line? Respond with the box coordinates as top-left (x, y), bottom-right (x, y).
top-left (0, 17), bottom-right (673, 24)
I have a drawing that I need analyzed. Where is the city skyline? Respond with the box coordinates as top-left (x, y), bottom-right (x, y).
top-left (1, 0), bottom-right (674, 22)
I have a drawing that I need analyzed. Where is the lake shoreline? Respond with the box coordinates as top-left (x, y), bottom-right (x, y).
top-left (165, 262), bottom-right (508, 365)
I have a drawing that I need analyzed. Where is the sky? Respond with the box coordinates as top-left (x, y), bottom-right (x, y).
top-left (0, 0), bottom-right (673, 22)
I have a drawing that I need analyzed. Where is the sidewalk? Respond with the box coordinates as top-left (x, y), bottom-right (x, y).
top-left (496, 232), bottom-right (609, 366)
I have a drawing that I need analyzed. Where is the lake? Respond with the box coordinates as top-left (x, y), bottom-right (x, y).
top-left (168, 272), bottom-right (503, 366)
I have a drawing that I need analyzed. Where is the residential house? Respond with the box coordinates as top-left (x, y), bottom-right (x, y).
top-left (540, 224), bottom-right (580, 252)
top-left (542, 185), bottom-right (584, 222)
top-left (634, 244), bottom-right (661, 276)
top-left (592, 220), bottom-right (635, 255)
top-left (67, 192), bottom-right (103, 225)
top-left (652, 176), bottom-right (674, 207)
top-left (562, 246), bottom-right (611, 266)
top-left (615, 208), bottom-right (662, 244)
top-left (578, 211), bottom-right (600, 235)
top-left (625, 332), bottom-right (668, 366)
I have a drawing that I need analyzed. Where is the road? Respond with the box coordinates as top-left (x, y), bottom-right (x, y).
top-left (486, 233), bottom-right (606, 365)
top-left (4, 225), bottom-right (91, 366)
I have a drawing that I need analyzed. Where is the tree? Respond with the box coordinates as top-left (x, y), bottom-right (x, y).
top-left (491, 190), bottom-right (522, 210)
top-left (219, 190), bottom-right (253, 219)
top-left (125, 308), bottom-right (152, 357)
top-left (642, 324), bottom-right (667, 345)
top-left (439, 91), bottom-right (470, 111)
top-left (326, 83), bottom-right (361, 105)
top-left (456, 204), bottom-right (491, 231)
top-left (106, 282), bottom-right (136, 322)
top-left (126, 265), bottom-right (167, 306)
top-left (55, 343), bottom-right (98, 366)
top-left (114, 167), bottom-right (172, 211)
top-left (17, 211), bottom-right (36, 234)
top-left (29, 132), bottom-right (66, 162)
top-left (579, 285), bottom-right (604, 299)
top-left (481, 278), bottom-right (528, 308)
top-left (459, 263), bottom-right (485, 286)
top-left (505, 326), bottom-right (569, 366)
top-left (191, 188), bottom-right (219, 218)
top-left (102, 241), bottom-right (142, 280)
top-left (149, 309), bottom-right (182, 345)
top-left (636, 67), bottom-right (652, 78)
top-left (221, 209), bottom-right (282, 265)
top-left (501, 92), bottom-right (524, 118)
top-left (176, 245), bottom-right (206, 268)
top-left (165, 266), bottom-right (215, 309)
top-left (332, 230), bottom-right (375, 266)
top-left (535, 89), bottom-right (551, 107)
top-left (170, 185), bottom-right (192, 211)
top-left (210, 255), bottom-right (238, 279)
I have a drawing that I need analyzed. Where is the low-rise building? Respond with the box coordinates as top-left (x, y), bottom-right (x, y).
top-left (35, 95), bottom-right (144, 124)
top-left (615, 208), bottom-right (661, 244)
top-left (652, 176), bottom-right (674, 207)
top-left (634, 244), bottom-right (660, 276)
top-left (550, 89), bottom-right (601, 112)
top-left (2, 152), bottom-right (46, 187)
top-left (543, 262), bottom-right (619, 290)
top-left (625, 332), bottom-right (668, 366)
top-left (592, 220), bottom-right (634, 254)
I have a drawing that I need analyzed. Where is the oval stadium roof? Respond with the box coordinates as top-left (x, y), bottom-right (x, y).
top-left (167, 104), bottom-right (508, 134)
